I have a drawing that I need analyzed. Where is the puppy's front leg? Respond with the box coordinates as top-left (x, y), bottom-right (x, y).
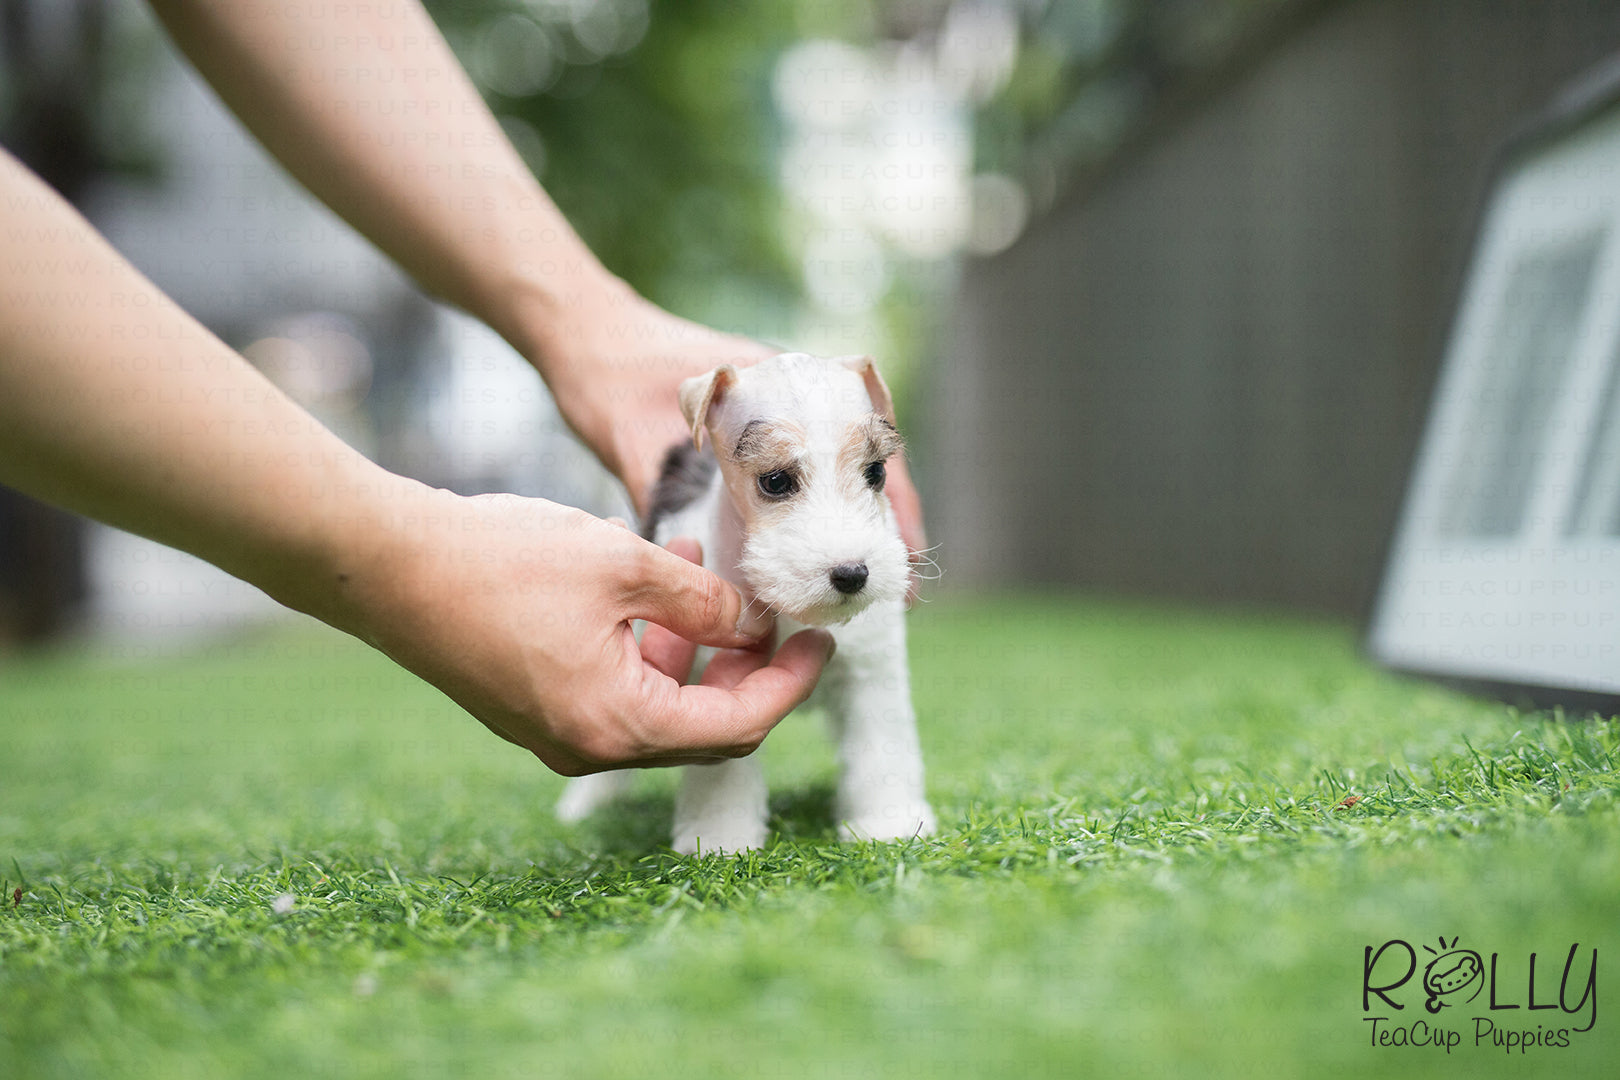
top-left (830, 602), bottom-right (935, 842)
top-left (673, 756), bottom-right (768, 855)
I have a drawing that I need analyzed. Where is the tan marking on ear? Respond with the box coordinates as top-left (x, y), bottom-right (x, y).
top-left (836, 355), bottom-right (895, 422)
top-left (677, 365), bottom-right (737, 450)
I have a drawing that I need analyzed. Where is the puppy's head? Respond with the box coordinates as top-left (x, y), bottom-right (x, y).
top-left (679, 352), bottom-right (908, 626)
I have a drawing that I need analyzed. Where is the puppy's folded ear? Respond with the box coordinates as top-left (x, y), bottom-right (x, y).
top-left (677, 364), bottom-right (736, 450)
top-left (837, 355), bottom-right (895, 423)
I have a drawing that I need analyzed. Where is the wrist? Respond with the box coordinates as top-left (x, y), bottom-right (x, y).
top-left (499, 260), bottom-right (640, 379)
top-left (466, 179), bottom-right (633, 377)
top-left (503, 270), bottom-right (653, 475)
top-left (256, 459), bottom-right (443, 644)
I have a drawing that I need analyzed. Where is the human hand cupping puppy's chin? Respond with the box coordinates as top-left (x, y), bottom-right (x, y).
top-left (323, 483), bottom-right (833, 775)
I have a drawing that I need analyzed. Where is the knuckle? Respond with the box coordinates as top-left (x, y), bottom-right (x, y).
top-left (693, 574), bottom-right (728, 631)
top-left (618, 543), bottom-right (663, 593)
top-left (723, 726), bottom-right (767, 758)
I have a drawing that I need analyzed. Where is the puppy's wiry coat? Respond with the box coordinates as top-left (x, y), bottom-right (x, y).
top-left (556, 352), bottom-right (935, 853)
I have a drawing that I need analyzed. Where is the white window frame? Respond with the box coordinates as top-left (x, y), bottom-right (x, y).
top-left (1368, 80), bottom-right (1620, 707)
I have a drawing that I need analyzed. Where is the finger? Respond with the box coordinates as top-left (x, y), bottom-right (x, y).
top-left (606, 515), bottom-right (631, 530)
top-left (655, 628), bottom-right (835, 754)
top-left (638, 538), bottom-right (704, 681)
top-left (620, 536), bottom-right (774, 645)
top-left (606, 756), bottom-right (730, 770)
top-left (697, 642), bottom-right (773, 691)
top-left (562, 751), bottom-right (734, 773)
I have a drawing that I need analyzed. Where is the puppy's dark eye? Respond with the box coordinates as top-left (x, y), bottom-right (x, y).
top-left (758, 470), bottom-right (799, 499)
top-left (863, 460), bottom-right (887, 491)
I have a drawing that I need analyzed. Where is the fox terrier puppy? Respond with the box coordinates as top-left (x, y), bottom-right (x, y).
top-left (555, 352), bottom-right (935, 854)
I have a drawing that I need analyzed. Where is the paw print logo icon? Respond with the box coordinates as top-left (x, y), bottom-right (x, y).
top-left (1422, 937), bottom-right (1484, 1014)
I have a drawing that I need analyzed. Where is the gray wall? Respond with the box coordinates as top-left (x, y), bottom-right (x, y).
top-left (928, 0), bottom-right (1620, 616)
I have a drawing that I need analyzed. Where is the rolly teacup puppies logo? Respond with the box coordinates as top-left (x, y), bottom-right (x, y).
top-left (1422, 937), bottom-right (1484, 1012)
top-left (1362, 935), bottom-right (1597, 1054)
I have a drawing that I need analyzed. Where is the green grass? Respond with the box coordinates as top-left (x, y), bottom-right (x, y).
top-left (2, 595), bottom-right (1617, 1078)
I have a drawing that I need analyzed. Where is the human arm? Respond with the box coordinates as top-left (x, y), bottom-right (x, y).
top-left (142, 0), bottom-right (929, 571)
top-left (0, 147), bottom-right (831, 774)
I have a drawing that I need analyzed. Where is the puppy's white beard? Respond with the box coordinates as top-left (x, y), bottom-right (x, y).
top-left (738, 507), bottom-right (908, 626)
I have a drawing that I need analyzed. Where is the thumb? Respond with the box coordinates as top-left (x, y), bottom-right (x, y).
top-left (621, 535), bottom-right (773, 646)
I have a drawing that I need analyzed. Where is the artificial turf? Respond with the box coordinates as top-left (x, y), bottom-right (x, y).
top-left (1, 595), bottom-right (1616, 1078)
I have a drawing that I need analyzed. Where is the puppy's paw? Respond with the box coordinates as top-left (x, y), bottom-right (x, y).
top-left (837, 801), bottom-right (936, 843)
top-left (672, 819), bottom-right (769, 856)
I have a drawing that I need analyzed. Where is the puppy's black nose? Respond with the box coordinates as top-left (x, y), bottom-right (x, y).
top-left (829, 563), bottom-right (869, 595)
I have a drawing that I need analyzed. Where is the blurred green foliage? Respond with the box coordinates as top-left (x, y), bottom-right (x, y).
top-left (428, 0), bottom-right (873, 337)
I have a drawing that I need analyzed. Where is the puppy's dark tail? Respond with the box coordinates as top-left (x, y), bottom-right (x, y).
top-left (642, 442), bottom-right (718, 540)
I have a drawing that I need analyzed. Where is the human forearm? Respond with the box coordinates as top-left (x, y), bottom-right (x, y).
top-left (0, 146), bottom-right (830, 771)
top-left (143, 0), bottom-right (621, 365)
top-left (0, 148), bottom-right (399, 626)
top-left (139, 0), bottom-right (768, 505)
top-left (139, 0), bottom-right (927, 558)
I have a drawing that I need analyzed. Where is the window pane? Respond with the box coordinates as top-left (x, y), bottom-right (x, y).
top-left (1438, 232), bottom-right (1604, 538)
top-left (1566, 345), bottom-right (1620, 537)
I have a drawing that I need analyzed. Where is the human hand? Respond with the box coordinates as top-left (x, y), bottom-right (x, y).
top-left (533, 285), bottom-right (932, 600)
top-left (332, 484), bottom-right (833, 775)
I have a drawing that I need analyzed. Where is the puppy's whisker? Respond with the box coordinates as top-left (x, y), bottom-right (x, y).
top-left (907, 548), bottom-right (944, 582)
top-left (737, 593), bottom-right (782, 630)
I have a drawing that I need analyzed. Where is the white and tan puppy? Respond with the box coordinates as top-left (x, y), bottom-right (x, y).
top-left (556, 352), bottom-right (935, 853)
